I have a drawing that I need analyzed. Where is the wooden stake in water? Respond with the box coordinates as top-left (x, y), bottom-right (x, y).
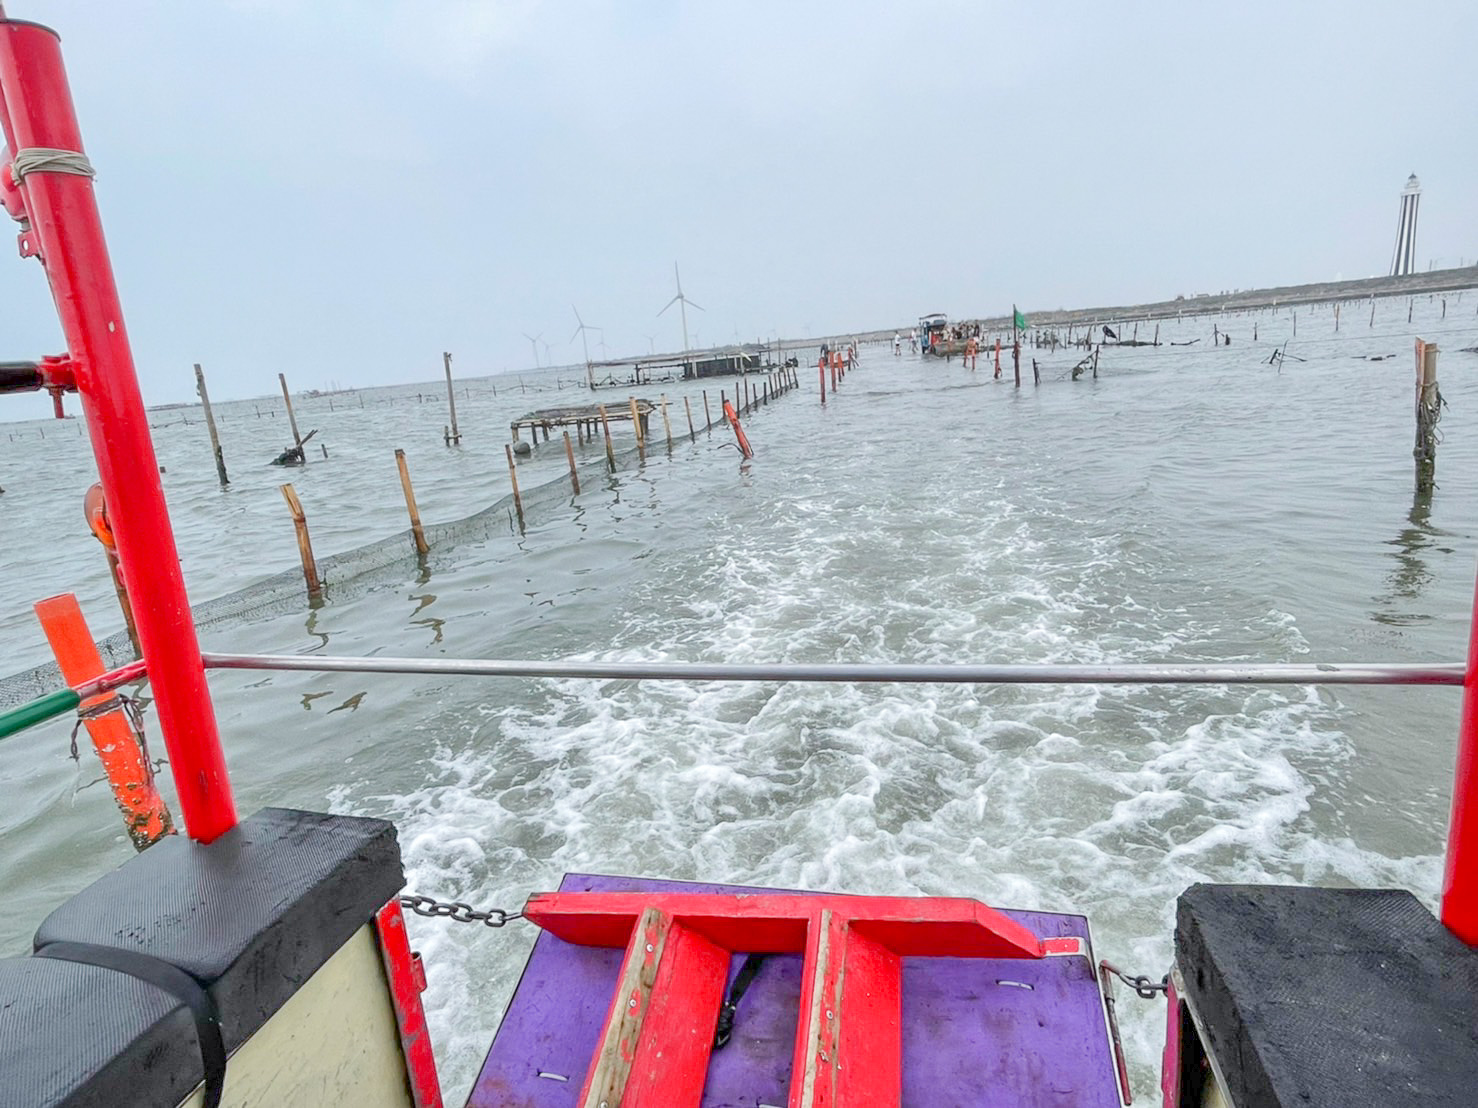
top-left (684, 395), bottom-right (696, 440)
top-left (443, 351), bottom-right (461, 445)
top-left (598, 404), bottom-right (616, 470)
top-left (394, 449), bottom-right (429, 555)
top-left (504, 443), bottom-right (525, 527)
top-left (563, 430), bottom-right (580, 495)
top-left (703, 389), bottom-right (713, 429)
top-left (660, 394), bottom-right (673, 450)
top-left (279, 373), bottom-right (305, 460)
top-left (194, 363), bottom-right (229, 486)
top-left (279, 483), bottom-right (322, 599)
top-left (629, 396), bottom-right (645, 460)
top-left (1415, 339), bottom-right (1441, 492)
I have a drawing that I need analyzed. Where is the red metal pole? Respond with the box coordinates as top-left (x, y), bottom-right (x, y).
top-left (0, 20), bottom-right (236, 841)
top-left (1441, 563), bottom-right (1478, 943)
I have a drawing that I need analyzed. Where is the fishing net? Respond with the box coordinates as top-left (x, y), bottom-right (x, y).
top-left (0, 435), bottom-right (656, 709)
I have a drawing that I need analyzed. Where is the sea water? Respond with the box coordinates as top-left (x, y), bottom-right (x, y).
top-left (1, 294), bottom-right (1475, 1102)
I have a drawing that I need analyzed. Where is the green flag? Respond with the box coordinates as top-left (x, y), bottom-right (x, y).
top-left (1013, 306), bottom-right (1028, 332)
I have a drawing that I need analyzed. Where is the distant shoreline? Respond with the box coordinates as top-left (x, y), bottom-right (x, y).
top-left (1007, 264), bottom-right (1478, 329)
top-left (821, 265), bottom-right (1478, 348)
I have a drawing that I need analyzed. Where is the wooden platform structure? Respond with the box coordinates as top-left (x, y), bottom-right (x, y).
top-left (588, 345), bottom-right (768, 388)
top-left (511, 401), bottom-right (653, 444)
top-left (471, 873), bottom-right (1123, 1107)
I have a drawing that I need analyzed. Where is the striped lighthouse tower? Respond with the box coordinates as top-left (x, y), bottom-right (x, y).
top-left (1390, 173), bottom-right (1421, 277)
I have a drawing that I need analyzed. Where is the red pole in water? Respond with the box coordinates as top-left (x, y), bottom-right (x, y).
top-left (0, 20), bottom-right (236, 841)
top-left (1442, 564), bottom-right (1478, 943)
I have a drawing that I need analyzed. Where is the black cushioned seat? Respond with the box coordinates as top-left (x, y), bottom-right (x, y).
top-left (2, 806), bottom-right (401, 1106)
top-left (1177, 884), bottom-right (1478, 1107)
top-left (0, 956), bottom-right (202, 1108)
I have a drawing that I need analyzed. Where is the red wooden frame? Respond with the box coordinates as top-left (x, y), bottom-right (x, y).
top-left (525, 891), bottom-right (1084, 1107)
top-left (375, 899), bottom-right (443, 1108)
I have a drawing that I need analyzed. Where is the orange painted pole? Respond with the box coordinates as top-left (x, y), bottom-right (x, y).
top-left (723, 400), bottom-right (754, 459)
top-left (83, 483), bottom-right (140, 656)
top-left (35, 594), bottom-right (175, 849)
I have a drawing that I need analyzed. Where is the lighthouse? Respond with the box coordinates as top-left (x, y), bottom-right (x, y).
top-left (1390, 174), bottom-right (1421, 277)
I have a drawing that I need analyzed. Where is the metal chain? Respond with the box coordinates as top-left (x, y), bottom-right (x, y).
top-left (69, 692), bottom-right (152, 770)
top-left (1100, 960), bottom-right (1169, 1001)
top-left (398, 894), bottom-right (523, 928)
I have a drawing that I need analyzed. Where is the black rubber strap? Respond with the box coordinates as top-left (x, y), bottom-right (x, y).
top-left (713, 953), bottom-right (769, 1049)
top-left (35, 941), bottom-right (226, 1108)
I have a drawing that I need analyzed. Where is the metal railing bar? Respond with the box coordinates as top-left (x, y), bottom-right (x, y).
top-left (199, 654), bottom-right (1466, 687)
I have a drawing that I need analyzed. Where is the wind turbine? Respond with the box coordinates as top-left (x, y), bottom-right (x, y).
top-left (572, 305), bottom-right (599, 390)
top-left (522, 331), bottom-right (543, 369)
top-left (658, 262), bottom-right (703, 371)
top-left (644, 333), bottom-right (656, 355)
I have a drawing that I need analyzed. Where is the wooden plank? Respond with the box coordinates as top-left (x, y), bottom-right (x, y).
top-left (578, 907), bottom-right (669, 1108)
top-left (525, 893), bottom-right (1043, 959)
top-left (619, 922), bottom-right (729, 1106)
top-left (832, 923), bottom-right (902, 1106)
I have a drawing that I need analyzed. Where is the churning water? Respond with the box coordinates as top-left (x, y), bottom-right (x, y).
top-left (2, 294), bottom-right (1477, 1101)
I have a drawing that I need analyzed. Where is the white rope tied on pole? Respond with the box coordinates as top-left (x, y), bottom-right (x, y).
top-left (9, 146), bottom-right (95, 184)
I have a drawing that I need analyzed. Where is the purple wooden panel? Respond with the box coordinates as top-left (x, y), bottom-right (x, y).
top-left (468, 874), bottom-right (1123, 1108)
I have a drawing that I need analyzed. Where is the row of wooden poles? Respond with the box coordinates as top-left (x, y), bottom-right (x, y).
top-left (279, 365), bottom-right (802, 602)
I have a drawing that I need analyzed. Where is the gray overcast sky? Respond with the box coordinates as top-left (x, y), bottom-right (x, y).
top-left (2, 0), bottom-right (1475, 418)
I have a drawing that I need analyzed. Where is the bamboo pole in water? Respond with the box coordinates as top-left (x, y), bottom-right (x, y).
top-left (629, 396), bottom-right (645, 460)
top-left (660, 394), bottom-right (673, 450)
top-left (279, 483), bottom-right (322, 598)
top-left (394, 449), bottom-right (429, 555)
top-left (684, 396), bottom-right (696, 440)
top-left (504, 443), bottom-right (525, 527)
top-left (598, 404), bottom-right (616, 470)
top-left (562, 431), bottom-right (580, 495)
top-left (443, 352), bottom-right (461, 445)
top-left (1415, 339), bottom-right (1441, 492)
top-left (279, 373), bottom-right (305, 460)
top-left (194, 364), bottom-right (228, 486)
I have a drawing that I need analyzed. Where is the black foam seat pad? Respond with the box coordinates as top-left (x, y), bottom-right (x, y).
top-left (1177, 884), bottom-right (1478, 1107)
top-left (0, 956), bottom-right (201, 1108)
top-left (7, 806), bottom-right (402, 1106)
